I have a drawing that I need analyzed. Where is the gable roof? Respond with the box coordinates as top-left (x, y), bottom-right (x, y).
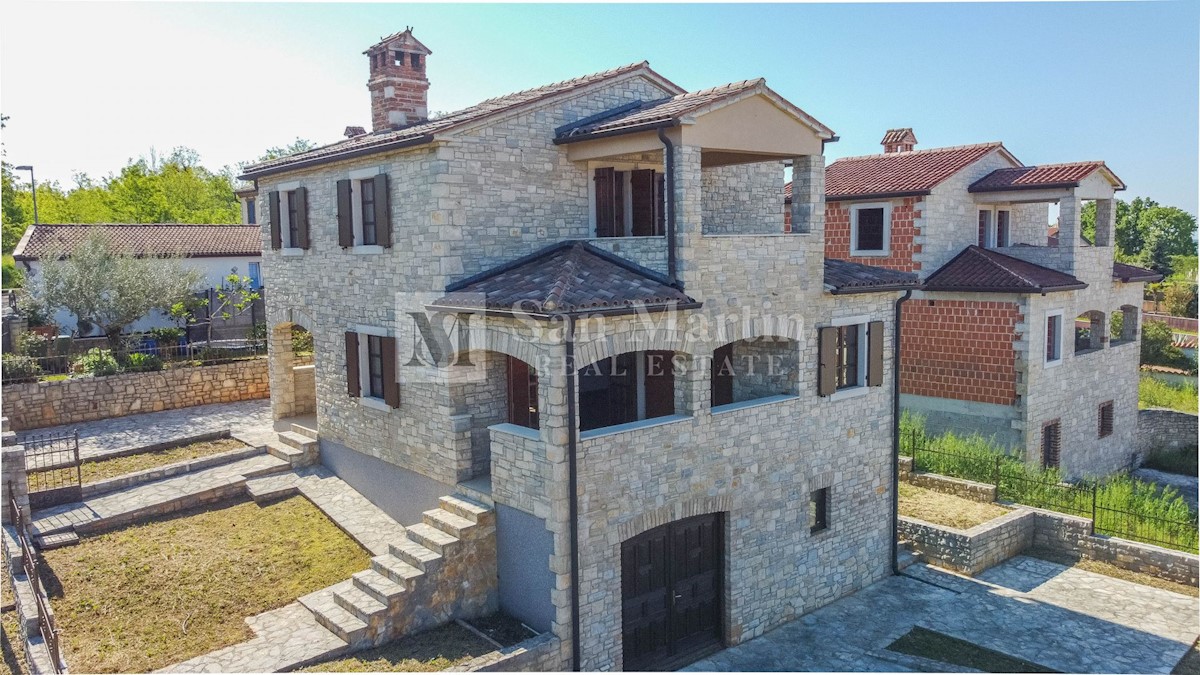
top-left (1112, 261), bottom-right (1163, 283)
top-left (554, 78), bottom-right (834, 143)
top-left (12, 224), bottom-right (261, 261)
top-left (240, 62), bottom-right (684, 179)
top-left (428, 241), bottom-right (700, 318)
top-left (365, 28), bottom-right (431, 55)
top-left (923, 245), bottom-right (1086, 294)
top-left (881, 128), bottom-right (918, 146)
top-left (823, 258), bottom-right (920, 294)
top-left (969, 161), bottom-right (1126, 193)
top-left (822, 142), bottom-right (1016, 202)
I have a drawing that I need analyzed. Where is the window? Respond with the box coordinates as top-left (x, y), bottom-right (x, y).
top-left (345, 330), bottom-right (399, 409)
top-left (835, 324), bottom-right (861, 390)
top-left (394, 51), bottom-right (404, 66)
top-left (360, 178), bottom-right (377, 246)
top-left (996, 209), bottom-right (1011, 247)
top-left (819, 319), bottom-right (884, 398)
top-left (247, 262), bottom-right (262, 289)
top-left (507, 356), bottom-right (539, 429)
top-left (850, 203), bottom-right (890, 255)
top-left (337, 174), bottom-right (391, 249)
top-left (1042, 420), bottom-right (1061, 469)
top-left (809, 487), bottom-right (829, 534)
top-left (367, 335), bottom-right (385, 399)
top-left (578, 351), bottom-right (675, 432)
top-left (246, 198), bottom-right (256, 225)
top-left (592, 167), bottom-right (663, 238)
top-left (410, 53), bottom-right (422, 68)
top-left (1045, 309), bottom-right (1064, 365)
top-left (269, 187), bottom-right (307, 251)
top-left (286, 191), bottom-right (300, 248)
top-left (978, 207), bottom-right (1011, 248)
top-left (1098, 401), bottom-right (1114, 438)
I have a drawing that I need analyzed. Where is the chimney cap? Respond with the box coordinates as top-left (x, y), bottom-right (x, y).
top-left (881, 128), bottom-right (918, 153)
top-left (364, 27), bottom-right (432, 55)
top-left (344, 126), bottom-right (367, 139)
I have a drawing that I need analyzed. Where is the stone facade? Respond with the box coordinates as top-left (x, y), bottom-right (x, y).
top-left (900, 508), bottom-right (1033, 575)
top-left (1, 359), bottom-right (270, 431)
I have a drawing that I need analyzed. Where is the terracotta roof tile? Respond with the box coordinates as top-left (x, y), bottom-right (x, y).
top-left (822, 143), bottom-right (1006, 201)
top-left (923, 245), bottom-right (1086, 293)
top-left (969, 161), bottom-right (1125, 192)
top-left (823, 258), bottom-right (919, 294)
top-left (1112, 261), bottom-right (1163, 283)
top-left (881, 128), bottom-right (917, 145)
top-left (430, 241), bottom-right (699, 317)
top-left (13, 224), bottom-right (260, 261)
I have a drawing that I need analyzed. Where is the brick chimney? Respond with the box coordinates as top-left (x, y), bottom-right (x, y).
top-left (881, 128), bottom-right (917, 154)
top-left (364, 28), bottom-right (431, 132)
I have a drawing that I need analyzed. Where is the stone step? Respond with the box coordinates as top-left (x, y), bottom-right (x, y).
top-left (299, 589), bottom-right (368, 646)
top-left (352, 569), bottom-right (407, 605)
top-left (439, 495), bottom-right (492, 523)
top-left (291, 422), bottom-right (318, 439)
top-left (453, 481), bottom-right (494, 508)
top-left (265, 441), bottom-right (305, 464)
top-left (34, 531), bottom-right (79, 550)
top-left (278, 431), bottom-right (316, 451)
top-left (897, 548), bottom-right (919, 571)
top-left (406, 522), bottom-right (460, 556)
top-left (423, 508), bottom-right (475, 539)
top-left (370, 553), bottom-right (425, 588)
top-left (239, 455), bottom-right (293, 479)
top-left (244, 473), bottom-right (300, 503)
top-left (389, 540), bottom-right (443, 572)
top-left (333, 583), bottom-right (388, 623)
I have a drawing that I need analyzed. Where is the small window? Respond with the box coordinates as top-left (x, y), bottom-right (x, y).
top-left (286, 190), bottom-right (300, 248)
top-left (977, 209), bottom-right (992, 247)
top-left (835, 324), bottom-right (862, 390)
top-left (246, 198), bottom-right (256, 225)
top-left (394, 51), bottom-right (405, 66)
top-left (360, 178), bottom-right (377, 246)
top-left (410, 53), bottom-right (422, 68)
top-left (809, 487), bottom-right (829, 534)
top-left (1098, 401), bottom-right (1114, 438)
top-left (367, 334), bottom-right (385, 399)
top-left (1045, 310), bottom-right (1063, 365)
top-left (850, 203), bottom-right (890, 255)
top-left (996, 210), bottom-right (1011, 247)
top-left (1042, 420), bottom-right (1061, 469)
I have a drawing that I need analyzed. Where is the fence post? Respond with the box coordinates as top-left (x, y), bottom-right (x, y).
top-left (1, 418), bottom-right (30, 526)
top-left (993, 456), bottom-right (1001, 492)
top-left (1090, 485), bottom-right (1097, 535)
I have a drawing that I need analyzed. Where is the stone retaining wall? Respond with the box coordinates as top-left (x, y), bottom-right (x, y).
top-left (1137, 408), bottom-right (1198, 461)
top-left (1030, 508), bottom-right (1199, 586)
top-left (1, 359), bottom-right (270, 431)
top-left (451, 633), bottom-right (564, 672)
top-left (900, 508), bottom-right (1033, 575)
top-left (899, 457), bottom-right (997, 502)
top-left (293, 365), bottom-right (316, 415)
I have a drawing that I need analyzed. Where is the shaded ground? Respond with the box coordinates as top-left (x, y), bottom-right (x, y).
top-left (1176, 639), bottom-right (1200, 675)
top-left (1134, 467), bottom-right (1199, 514)
top-left (1143, 447), bottom-right (1199, 478)
top-left (1026, 546), bottom-right (1198, 598)
top-left (887, 626), bottom-right (1055, 673)
top-left (898, 483), bottom-right (1010, 530)
top-left (300, 623), bottom-right (496, 673)
top-left (1, 610), bottom-right (26, 675)
top-left (40, 496), bottom-right (369, 674)
top-left (80, 438), bottom-right (248, 484)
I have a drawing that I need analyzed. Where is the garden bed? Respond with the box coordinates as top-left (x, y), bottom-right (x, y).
top-left (40, 496), bottom-right (370, 673)
top-left (81, 437), bottom-right (250, 484)
top-left (898, 483), bottom-right (1010, 530)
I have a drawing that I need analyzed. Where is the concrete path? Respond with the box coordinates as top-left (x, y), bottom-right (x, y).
top-left (16, 399), bottom-right (273, 461)
top-left (685, 556), bottom-right (1199, 673)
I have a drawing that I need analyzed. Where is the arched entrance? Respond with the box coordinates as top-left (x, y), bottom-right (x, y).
top-left (269, 320), bottom-right (316, 423)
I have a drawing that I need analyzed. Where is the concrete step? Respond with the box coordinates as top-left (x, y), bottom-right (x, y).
top-left (406, 522), bottom-right (459, 556)
top-left (278, 431), bottom-right (316, 451)
top-left (299, 589), bottom-right (368, 646)
top-left (239, 455), bottom-right (293, 479)
top-left (453, 480), bottom-right (494, 508)
top-left (388, 540), bottom-right (443, 572)
top-left (34, 531), bottom-right (79, 550)
top-left (370, 553), bottom-right (425, 588)
top-left (265, 441), bottom-right (304, 463)
top-left (291, 422), bottom-right (318, 440)
top-left (333, 582), bottom-right (388, 623)
top-left (422, 508), bottom-right (475, 539)
top-left (244, 473), bottom-right (299, 503)
top-left (352, 569), bottom-right (407, 605)
top-left (439, 495), bottom-right (492, 523)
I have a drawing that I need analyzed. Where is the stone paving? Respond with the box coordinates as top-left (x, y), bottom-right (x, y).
top-left (16, 399), bottom-right (273, 461)
top-left (685, 556), bottom-right (1200, 673)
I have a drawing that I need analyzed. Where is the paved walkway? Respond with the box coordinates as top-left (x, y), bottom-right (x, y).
top-left (685, 556), bottom-right (1199, 673)
top-left (16, 400), bottom-right (273, 461)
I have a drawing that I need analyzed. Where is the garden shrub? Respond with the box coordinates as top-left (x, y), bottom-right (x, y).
top-left (16, 331), bottom-right (52, 358)
top-left (292, 328), bottom-right (314, 355)
top-left (74, 348), bottom-right (120, 376)
top-left (126, 352), bottom-right (163, 372)
top-left (2, 353), bottom-right (43, 382)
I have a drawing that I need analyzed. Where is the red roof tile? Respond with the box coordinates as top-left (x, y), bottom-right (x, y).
top-left (923, 245), bottom-right (1086, 293)
top-left (13, 224), bottom-right (261, 261)
top-left (969, 161), bottom-right (1125, 193)
top-left (823, 143), bottom-right (1008, 201)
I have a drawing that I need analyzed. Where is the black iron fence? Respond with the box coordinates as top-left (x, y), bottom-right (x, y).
top-left (21, 430), bottom-right (82, 509)
top-left (5, 339), bottom-right (266, 383)
top-left (7, 487), bottom-right (66, 674)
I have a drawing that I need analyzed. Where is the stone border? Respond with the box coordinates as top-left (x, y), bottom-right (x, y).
top-left (899, 457), bottom-right (997, 503)
top-left (900, 509), bottom-right (1033, 576)
top-left (2, 524), bottom-right (67, 674)
top-left (449, 633), bottom-right (563, 672)
top-left (80, 440), bottom-right (261, 498)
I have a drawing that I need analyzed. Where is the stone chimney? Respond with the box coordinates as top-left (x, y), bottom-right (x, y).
top-left (881, 128), bottom-right (917, 154)
top-left (364, 28), bottom-right (431, 132)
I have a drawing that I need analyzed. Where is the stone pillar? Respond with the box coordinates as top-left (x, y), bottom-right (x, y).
top-left (1, 418), bottom-right (30, 525)
top-left (538, 359), bottom-right (575, 670)
top-left (269, 323), bottom-right (297, 420)
top-left (790, 154), bottom-right (825, 236)
top-left (1094, 198), bottom-right (1115, 248)
top-left (672, 142), bottom-right (705, 294)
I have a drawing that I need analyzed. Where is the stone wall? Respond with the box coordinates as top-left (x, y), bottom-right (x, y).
top-left (0, 419), bottom-right (29, 525)
top-left (1137, 408), bottom-right (1198, 459)
top-left (701, 162), bottom-right (786, 235)
top-left (898, 458), bottom-right (997, 502)
top-left (452, 633), bottom-right (564, 672)
top-left (900, 508), bottom-right (1034, 575)
top-left (1, 359), bottom-right (270, 431)
top-left (293, 364), bottom-right (316, 416)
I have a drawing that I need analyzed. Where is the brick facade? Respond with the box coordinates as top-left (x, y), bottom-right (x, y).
top-left (900, 299), bottom-right (1019, 405)
top-left (823, 197), bottom-right (922, 273)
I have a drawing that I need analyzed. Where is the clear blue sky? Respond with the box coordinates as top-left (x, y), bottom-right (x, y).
top-left (3, 2), bottom-right (1197, 214)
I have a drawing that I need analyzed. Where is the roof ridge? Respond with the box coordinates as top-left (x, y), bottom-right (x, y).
top-left (478, 61), bottom-right (649, 105)
top-left (831, 141), bottom-right (1003, 164)
top-left (543, 243), bottom-right (585, 311)
top-left (971, 246), bottom-right (1043, 288)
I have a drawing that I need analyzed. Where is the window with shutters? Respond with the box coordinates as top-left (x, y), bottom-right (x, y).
top-left (1045, 309), bottom-right (1064, 366)
top-left (835, 325), bottom-right (862, 390)
top-left (821, 318), bottom-right (884, 400)
top-left (339, 171), bottom-right (391, 251)
top-left (346, 327), bottom-right (400, 411)
top-left (360, 178), bottom-right (377, 246)
top-left (269, 186), bottom-right (308, 252)
top-left (578, 351), bottom-right (677, 434)
top-left (1098, 400), bottom-right (1114, 438)
top-left (1042, 420), bottom-right (1061, 469)
top-left (590, 166), bottom-right (664, 238)
top-left (367, 335), bottom-right (384, 399)
top-left (850, 203), bottom-right (890, 255)
top-left (809, 487), bottom-right (830, 534)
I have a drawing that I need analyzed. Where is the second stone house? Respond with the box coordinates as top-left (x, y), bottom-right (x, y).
top-left (240, 30), bottom-right (918, 671)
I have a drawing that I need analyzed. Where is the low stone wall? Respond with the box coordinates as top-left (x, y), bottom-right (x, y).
top-left (900, 508), bottom-right (1034, 575)
top-left (1137, 408), bottom-right (1198, 460)
top-left (899, 457), bottom-right (997, 503)
top-left (1, 359), bottom-right (270, 431)
top-left (293, 364), bottom-right (316, 416)
top-left (451, 633), bottom-right (564, 672)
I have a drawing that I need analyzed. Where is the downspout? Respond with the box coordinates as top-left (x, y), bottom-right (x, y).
top-left (657, 127), bottom-right (677, 285)
top-left (891, 289), bottom-right (912, 574)
top-left (564, 314), bottom-right (581, 671)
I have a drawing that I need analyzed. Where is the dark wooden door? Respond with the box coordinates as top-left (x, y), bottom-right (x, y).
top-left (622, 513), bottom-right (723, 671)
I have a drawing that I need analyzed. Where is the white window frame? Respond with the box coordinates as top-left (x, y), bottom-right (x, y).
top-left (352, 324), bottom-right (392, 411)
top-left (977, 206), bottom-right (1012, 249)
top-left (849, 202), bottom-right (891, 256)
top-left (586, 161), bottom-right (665, 239)
top-left (1045, 309), bottom-right (1065, 367)
top-left (829, 314), bottom-right (870, 401)
top-left (348, 168), bottom-right (385, 254)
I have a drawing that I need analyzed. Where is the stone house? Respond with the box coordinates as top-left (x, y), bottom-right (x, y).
top-left (240, 29), bottom-right (918, 671)
top-left (787, 129), bottom-right (1161, 479)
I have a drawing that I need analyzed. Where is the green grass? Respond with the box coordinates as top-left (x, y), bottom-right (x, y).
top-left (80, 438), bottom-right (248, 484)
top-left (1143, 447), bottom-right (1200, 477)
top-left (887, 626), bottom-right (1056, 672)
top-left (299, 623), bottom-right (495, 672)
top-left (1140, 375), bottom-right (1199, 413)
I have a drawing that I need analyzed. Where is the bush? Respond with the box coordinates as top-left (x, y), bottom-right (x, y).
top-left (2, 256), bottom-right (23, 289)
top-left (125, 352), bottom-right (163, 372)
top-left (2, 353), bottom-right (43, 382)
top-left (1141, 321), bottom-right (1196, 371)
top-left (292, 328), bottom-right (314, 355)
top-left (74, 348), bottom-right (120, 377)
top-left (1139, 375), bottom-right (1198, 413)
top-left (148, 327), bottom-right (185, 345)
top-left (16, 331), bottom-right (53, 357)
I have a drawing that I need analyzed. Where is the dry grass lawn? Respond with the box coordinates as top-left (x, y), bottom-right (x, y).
top-left (299, 623), bottom-right (494, 673)
top-left (41, 496), bottom-right (370, 674)
top-left (80, 438), bottom-right (248, 484)
top-left (898, 483), bottom-right (1010, 530)
top-left (1, 610), bottom-right (27, 675)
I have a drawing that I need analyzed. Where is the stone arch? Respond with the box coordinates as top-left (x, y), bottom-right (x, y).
top-left (613, 494), bottom-right (734, 545)
top-left (1074, 309), bottom-right (1106, 354)
top-left (710, 334), bottom-right (801, 407)
top-left (1112, 304), bottom-right (1139, 344)
top-left (269, 319), bottom-right (316, 421)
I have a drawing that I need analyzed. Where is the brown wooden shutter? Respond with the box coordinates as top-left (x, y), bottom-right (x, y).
top-left (507, 356), bottom-right (532, 427)
top-left (1042, 420), bottom-right (1061, 469)
top-left (630, 169), bottom-right (655, 236)
top-left (614, 171), bottom-right (626, 235)
top-left (381, 336), bottom-right (400, 408)
top-left (594, 168), bottom-right (616, 238)
top-left (373, 173), bottom-right (392, 248)
top-left (655, 173), bottom-right (666, 236)
top-left (293, 187), bottom-right (310, 249)
top-left (644, 351), bottom-right (675, 418)
top-left (711, 343), bottom-right (735, 407)
top-left (345, 331), bottom-right (360, 397)
top-left (268, 191), bottom-right (282, 250)
top-left (867, 320), bottom-right (884, 387)
top-left (337, 179), bottom-right (354, 247)
top-left (818, 326), bottom-right (838, 397)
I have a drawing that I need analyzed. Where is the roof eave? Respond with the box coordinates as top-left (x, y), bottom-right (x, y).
top-left (238, 134), bottom-right (437, 180)
top-left (553, 119), bottom-right (681, 145)
top-left (826, 283), bottom-right (920, 295)
top-left (424, 300), bottom-right (703, 320)
top-left (826, 190), bottom-right (931, 203)
top-left (922, 282), bottom-right (1088, 294)
top-left (968, 181), bottom-right (1080, 194)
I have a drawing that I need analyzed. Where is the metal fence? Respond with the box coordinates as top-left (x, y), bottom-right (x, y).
top-left (21, 430), bottom-right (82, 509)
top-left (7, 487), bottom-right (66, 674)
top-left (6, 339), bottom-right (267, 382)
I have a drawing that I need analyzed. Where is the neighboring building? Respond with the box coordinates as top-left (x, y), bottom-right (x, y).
top-left (788, 129), bottom-right (1162, 479)
top-left (240, 29), bottom-right (918, 671)
top-left (11, 223), bottom-right (263, 335)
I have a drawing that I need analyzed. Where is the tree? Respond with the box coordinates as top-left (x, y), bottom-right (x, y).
top-left (1137, 206), bottom-right (1197, 276)
top-left (25, 228), bottom-right (203, 351)
top-left (254, 138), bottom-right (317, 163)
top-left (205, 271), bottom-right (261, 345)
top-left (1140, 320), bottom-right (1196, 372)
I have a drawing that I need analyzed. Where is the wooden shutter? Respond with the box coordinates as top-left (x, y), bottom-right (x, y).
top-left (1042, 420), bottom-right (1061, 469)
top-left (337, 179), bottom-right (354, 247)
top-left (711, 343), bottom-right (734, 407)
top-left (818, 326), bottom-right (838, 397)
top-left (373, 173), bottom-right (392, 248)
top-left (644, 351), bottom-right (675, 419)
top-left (1098, 401), bottom-right (1114, 438)
top-left (293, 187), bottom-right (310, 249)
top-left (867, 320), bottom-right (884, 387)
top-left (594, 168), bottom-right (616, 238)
top-left (630, 169), bottom-right (655, 237)
top-left (507, 356), bottom-right (532, 427)
top-left (655, 174), bottom-right (666, 236)
top-left (268, 191), bottom-right (282, 250)
top-left (381, 336), bottom-right (400, 408)
top-left (345, 332), bottom-right (360, 397)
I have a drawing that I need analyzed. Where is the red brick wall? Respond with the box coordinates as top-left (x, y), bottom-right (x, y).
top-left (901, 299), bottom-right (1020, 405)
top-left (820, 198), bottom-right (922, 273)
